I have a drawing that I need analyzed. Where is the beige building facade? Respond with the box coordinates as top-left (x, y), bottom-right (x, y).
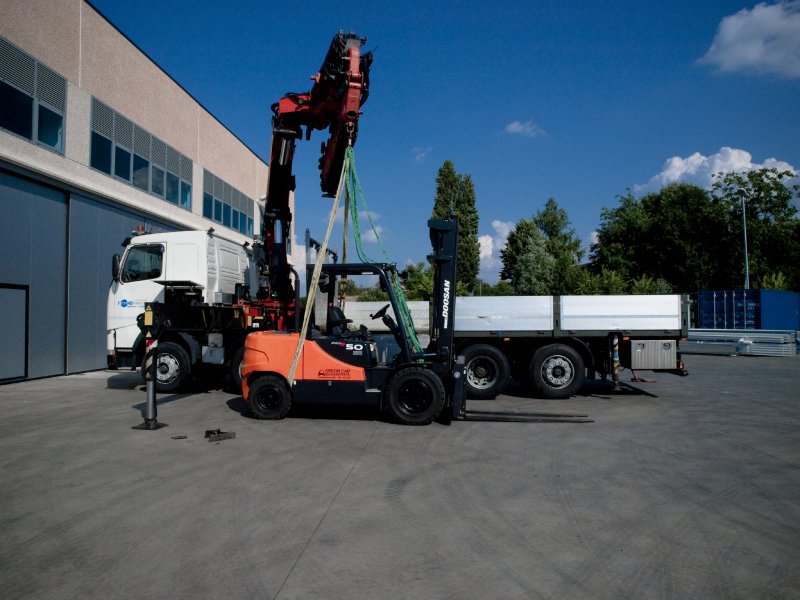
top-left (0, 0), bottom-right (272, 381)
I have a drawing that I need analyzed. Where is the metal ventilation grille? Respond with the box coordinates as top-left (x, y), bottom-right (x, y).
top-left (91, 98), bottom-right (114, 138)
top-left (203, 169), bottom-right (213, 192)
top-left (151, 137), bottom-right (166, 167)
top-left (213, 174), bottom-right (223, 199)
top-left (133, 124), bottom-right (150, 157)
top-left (223, 181), bottom-right (232, 205)
top-left (166, 146), bottom-right (180, 175)
top-left (36, 63), bottom-right (66, 111)
top-left (114, 113), bottom-right (133, 148)
top-left (0, 37), bottom-right (35, 94)
top-left (181, 155), bottom-right (192, 181)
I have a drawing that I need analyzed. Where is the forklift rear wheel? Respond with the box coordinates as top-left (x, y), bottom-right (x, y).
top-left (386, 367), bottom-right (444, 426)
top-left (228, 346), bottom-right (244, 392)
top-left (248, 375), bottom-right (292, 420)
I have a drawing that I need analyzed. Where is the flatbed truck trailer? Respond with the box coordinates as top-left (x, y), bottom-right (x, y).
top-left (343, 294), bottom-right (689, 399)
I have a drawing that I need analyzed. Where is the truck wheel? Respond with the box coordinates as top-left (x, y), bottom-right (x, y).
top-left (143, 342), bottom-right (190, 393)
top-left (462, 344), bottom-right (510, 399)
top-left (386, 367), bottom-right (444, 426)
top-left (228, 346), bottom-right (244, 392)
top-left (248, 375), bottom-right (292, 420)
top-left (529, 344), bottom-right (585, 399)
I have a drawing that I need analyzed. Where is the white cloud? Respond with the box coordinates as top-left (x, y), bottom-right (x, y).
top-left (361, 224), bottom-right (384, 244)
top-left (635, 146), bottom-right (797, 193)
top-left (699, 1), bottom-right (800, 78)
top-left (502, 120), bottom-right (546, 138)
top-left (411, 146), bottom-right (432, 162)
top-left (478, 219), bottom-right (515, 282)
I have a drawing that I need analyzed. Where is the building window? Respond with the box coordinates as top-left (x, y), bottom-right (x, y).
top-left (0, 37), bottom-right (66, 153)
top-left (89, 97), bottom-right (192, 210)
top-left (203, 169), bottom-right (255, 235)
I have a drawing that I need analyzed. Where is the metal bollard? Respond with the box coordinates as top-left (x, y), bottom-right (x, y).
top-left (133, 305), bottom-right (167, 430)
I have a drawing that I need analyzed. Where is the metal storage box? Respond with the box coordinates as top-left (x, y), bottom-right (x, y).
top-left (627, 339), bottom-right (677, 370)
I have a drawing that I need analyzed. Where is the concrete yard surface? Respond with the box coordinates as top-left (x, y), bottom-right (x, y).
top-left (1, 354), bottom-right (799, 599)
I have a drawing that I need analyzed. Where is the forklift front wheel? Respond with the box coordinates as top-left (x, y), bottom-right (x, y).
top-left (386, 367), bottom-right (445, 426)
top-left (248, 375), bottom-right (292, 420)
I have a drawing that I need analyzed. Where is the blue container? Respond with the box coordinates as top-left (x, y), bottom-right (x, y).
top-left (698, 289), bottom-right (800, 330)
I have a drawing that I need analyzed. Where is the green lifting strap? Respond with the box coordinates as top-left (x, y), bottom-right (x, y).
top-left (342, 147), bottom-right (423, 355)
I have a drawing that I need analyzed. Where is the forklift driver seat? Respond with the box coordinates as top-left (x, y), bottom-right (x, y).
top-left (327, 306), bottom-right (352, 336)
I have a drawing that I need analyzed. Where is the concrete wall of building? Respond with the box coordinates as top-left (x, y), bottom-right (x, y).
top-left (0, 0), bottom-right (271, 242)
top-left (0, 0), bottom-right (287, 380)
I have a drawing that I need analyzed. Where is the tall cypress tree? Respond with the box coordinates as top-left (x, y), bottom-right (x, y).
top-left (432, 160), bottom-right (480, 291)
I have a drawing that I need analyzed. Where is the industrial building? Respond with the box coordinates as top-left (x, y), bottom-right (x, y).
top-left (0, 0), bottom-right (271, 382)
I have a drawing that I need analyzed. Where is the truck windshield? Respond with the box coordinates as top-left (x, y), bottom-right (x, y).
top-left (121, 244), bottom-right (164, 283)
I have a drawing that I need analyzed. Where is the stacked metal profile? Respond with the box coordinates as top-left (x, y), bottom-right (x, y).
top-left (682, 329), bottom-right (799, 357)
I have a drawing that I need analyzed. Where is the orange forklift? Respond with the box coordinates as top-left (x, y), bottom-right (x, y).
top-left (241, 219), bottom-right (467, 425)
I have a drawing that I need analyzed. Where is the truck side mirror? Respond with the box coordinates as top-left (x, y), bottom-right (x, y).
top-left (112, 254), bottom-right (121, 281)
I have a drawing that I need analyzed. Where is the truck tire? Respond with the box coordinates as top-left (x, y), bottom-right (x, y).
top-left (248, 375), bottom-right (292, 420)
top-left (386, 367), bottom-right (444, 426)
top-left (529, 344), bottom-right (585, 399)
top-left (143, 341), bottom-right (190, 393)
top-left (462, 344), bottom-right (510, 399)
top-left (228, 346), bottom-right (244, 392)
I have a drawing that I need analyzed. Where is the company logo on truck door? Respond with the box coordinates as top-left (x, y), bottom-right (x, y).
top-left (442, 279), bottom-right (451, 328)
top-left (119, 299), bottom-right (145, 309)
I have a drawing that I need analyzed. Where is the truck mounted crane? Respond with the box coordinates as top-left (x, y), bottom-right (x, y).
top-left (108, 31), bottom-right (373, 392)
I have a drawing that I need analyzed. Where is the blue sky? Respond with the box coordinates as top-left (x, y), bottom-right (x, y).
top-left (91, 0), bottom-right (800, 282)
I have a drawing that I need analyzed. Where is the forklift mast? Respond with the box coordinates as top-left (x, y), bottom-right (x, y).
top-left (426, 219), bottom-right (459, 373)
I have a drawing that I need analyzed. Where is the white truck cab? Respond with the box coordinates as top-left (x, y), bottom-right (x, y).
top-left (106, 230), bottom-right (253, 371)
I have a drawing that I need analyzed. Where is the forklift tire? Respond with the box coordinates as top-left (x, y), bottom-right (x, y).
top-left (248, 375), bottom-right (292, 420)
top-left (462, 344), bottom-right (510, 400)
top-left (228, 346), bottom-right (244, 392)
top-left (386, 367), bottom-right (445, 426)
top-left (529, 343), bottom-right (585, 399)
top-left (143, 341), bottom-right (190, 393)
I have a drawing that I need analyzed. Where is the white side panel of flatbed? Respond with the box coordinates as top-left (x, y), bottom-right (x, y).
top-left (454, 296), bottom-right (554, 332)
top-left (559, 295), bottom-right (683, 332)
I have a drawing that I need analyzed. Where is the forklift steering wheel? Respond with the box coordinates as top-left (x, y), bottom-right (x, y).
top-left (370, 303), bottom-right (390, 320)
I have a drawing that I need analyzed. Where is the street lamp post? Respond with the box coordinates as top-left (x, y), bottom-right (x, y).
top-left (741, 195), bottom-right (750, 289)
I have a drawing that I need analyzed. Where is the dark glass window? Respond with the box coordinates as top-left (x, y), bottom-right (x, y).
top-left (121, 244), bottom-right (164, 282)
top-left (232, 209), bottom-right (239, 230)
top-left (166, 172), bottom-right (179, 204)
top-left (0, 80), bottom-right (34, 139)
top-left (151, 165), bottom-right (165, 197)
top-left (133, 155), bottom-right (149, 191)
top-left (203, 192), bottom-right (213, 218)
top-left (180, 181), bottom-right (191, 208)
top-left (114, 146), bottom-right (131, 181)
top-left (214, 199), bottom-right (222, 221)
top-left (247, 217), bottom-right (254, 237)
top-left (90, 131), bottom-right (112, 174)
top-left (223, 203), bottom-right (231, 227)
top-left (37, 104), bottom-right (63, 151)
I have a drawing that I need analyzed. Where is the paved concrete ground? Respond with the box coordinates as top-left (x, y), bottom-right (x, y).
top-left (1, 354), bottom-right (799, 600)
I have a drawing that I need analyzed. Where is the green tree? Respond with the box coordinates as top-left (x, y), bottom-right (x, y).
top-left (711, 168), bottom-right (800, 289)
top-left (535, 198), bottom-right (585, 294)
top-left (508, 227), bottom-right (556, 295)
top-left (499, 218), bottom-right (538, 282)
top-left (432, 160), bottom-right (480, 292)
top-left (591, 183), bottom-right (735, 292)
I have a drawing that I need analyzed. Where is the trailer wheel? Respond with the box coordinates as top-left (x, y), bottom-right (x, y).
top-left (386, 367), bottom-right (444, 426)
top-left (529, 344), bottom-right (585, 399)
top-left (143, 342), bottom-right (190, 393)
top-left (248, 375), bottom-right (292, 420)
top-left (463, 344), bottom-right (510, 399)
